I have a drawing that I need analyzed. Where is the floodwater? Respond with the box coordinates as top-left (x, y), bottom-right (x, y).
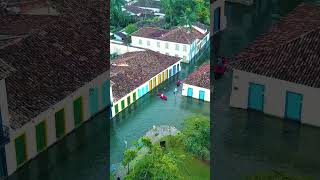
top-left (8, 46), bottom-right (210, 179)
top-left (110, 47), bottom-right (210, 166)
top-left (213, 0), bottom-right (320, 179)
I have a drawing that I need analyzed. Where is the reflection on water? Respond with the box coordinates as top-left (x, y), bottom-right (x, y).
top-left (213, 0), bottom-right (320, 179)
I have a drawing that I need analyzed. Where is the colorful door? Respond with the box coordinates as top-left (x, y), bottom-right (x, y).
top-left (89, 87), bottom-right (99, 116)
top-left (214, 7), bottom-right (221, 32)
top-left (166, 70), bottom-right (169, 79)
top-left (173, 65), bottom-right (177, 74)
top-left (55, 109), bottom-right (65, 139)
top-left (36, 121), bottom-right (47, 152)
top-left (73, 97), bottom-right (83, 127)
top-left (199, 90), bottom-right (205, 101)
top-left (133, 92), bottom-right (137, 101)
top-left (169, 69), bottom-right (172, 77)
top-left (248, 83), bottom-right (264, 111)
top-left (15, 134), bottom-right (27, 166)
top-left (127, 96), bottom-right (131, 106)
top-left (149, 80), bottom-right (153, 90)
top-left (187, 88), bottom-right (193, 97)
top-left (285, 91), bottom-right (303, 121)
top-left (177, 64), bottom-right (180, 72)
top-left (115, 104), bottom-right (119, 114)
top-left (102, 81), bottom-right (109, 107)
top-left (121, 100), bottom-right (125, 110)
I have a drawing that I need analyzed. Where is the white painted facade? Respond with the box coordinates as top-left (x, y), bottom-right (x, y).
top-left (110, 40), bottom-right (145, 55)
top-left (0, 79), bottom-right (10, 128)
top-left (4, 71), bottom-right (109, 176)
top-left (110, 60), bottom-right (182, 117)
top-left (211, 0), bottom-right (227, 35)
top-left (182, 83), bottom-right (210, 102)
top-left (131, 29), bottom-right (210, 63)
top-left (230, 69), bottom-right (320, 127)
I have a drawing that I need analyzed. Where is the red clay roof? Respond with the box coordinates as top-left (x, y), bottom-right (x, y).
top-left (184, 63), bottom-right (210, 89)
top-left (234, 3), bottom-right (320, 60)
top-left (111, 50), bottom-right (180, 101)
top-left (132, 26), bottom-right (207, 44)
top-left (0, 15), bottom-right (58, 36)
top-left (233, 27), bottom-right (320, 88)
top-left (0, 15), bottom-right (109, 129)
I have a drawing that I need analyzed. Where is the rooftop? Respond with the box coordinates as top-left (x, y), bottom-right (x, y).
top-left (111, 50), bottom-right (180, 101)
top-left (0, 15), bottom-right (58, 36)
top-left (0, 15), bottom-right (109, 129)
top-left (0, 59), bottom-right (16, 80)
top-left (132, 25), bottom-right (207, 44)
top-left (233, 27), bottom-right (320, 88)
top-left (234, 3), bottom-right (320, 60)
top-left (184, 63), bottom-right (210, 89)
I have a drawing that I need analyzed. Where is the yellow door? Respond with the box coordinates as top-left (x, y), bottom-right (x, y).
top-left (162, 72), bottom-right (165, 81)
top-left (149, 80), bottom-right (153, 90)
top-left (166, 70), bottom-right (168, 79)
top-left (153, 77), bottom-right (157, 87)
top-left (158, 74), bottom-right (161, 84)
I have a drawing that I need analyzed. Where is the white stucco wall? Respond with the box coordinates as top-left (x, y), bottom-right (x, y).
top-left (5, 71), bottom-right (109, 176)
top-left (110, 41), bottom-right (145, 55)
top-left (0, 79), bottom-right (10, 127)
top-left (230, 70), bottom-right (320, 127)
top-left (211, 0), bottom-right (227, 35)
top-left (182, 83), bottom-right (210, 102)
top-left (131, 32), bottom-right (209, 63)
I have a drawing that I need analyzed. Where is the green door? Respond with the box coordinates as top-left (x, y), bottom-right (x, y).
top-left (89, 88), bottom-right (99, 116)
top-left (248, 83), bottom-right (265, 111)
top-left (121, 100), bottom-right (125, 110)
top-left (15, 134), bottom-right (27, 166)
top-left (73, 97), bottom-right (83, 127)
top-left (115, 104), bottom-right (119, 114)
top-left (102, 81), bottom-right (110, 107)
top-left (55, 109), bottom-right (65, 139)
top-left (133, 92), bottom-right (137, 102)
top-left (127, 96), bottom-right (131, 106)
top-left (285, 91), bottom-right (303, 122)
top-left (36, 121), bottom-right (47, 152)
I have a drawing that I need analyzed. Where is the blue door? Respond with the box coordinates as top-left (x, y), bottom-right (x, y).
top-left (102, 81), bottom-right (109, 107)
top-left (89, 87), bottom-right (99, 115)
top-left (187, 88), bottom-right (193, 97)
top-left (248, 83), bottom-right (264, 111)
top-left (285, 91), bottom-right (303, 121)
top-left (214, 7), bottom-right (221, 32)
top-left (169, 69), bottom-right (172, 77)
top-left (173, 65), bottom-right (176, 74)
top-left (138, 89), bottom-right (142, 98)
top-left (199, 90), bottom-right (205, 101)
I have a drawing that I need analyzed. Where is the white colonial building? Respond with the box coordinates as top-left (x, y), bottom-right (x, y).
top-left (182, 64), bottom-right (210, 102)
top-left (230, 3), bottom-right (320, 127)
top-left (110, 50), bottom-right (181, 117)
top-left (130, 24), bottom-right (210, 63)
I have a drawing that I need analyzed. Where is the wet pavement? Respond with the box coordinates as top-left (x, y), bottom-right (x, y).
top-left (213, 0), bottom-right (320, 179)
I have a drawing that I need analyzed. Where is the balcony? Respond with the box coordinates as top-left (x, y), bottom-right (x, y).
top-left (0, 125), bottom-right (10, 146)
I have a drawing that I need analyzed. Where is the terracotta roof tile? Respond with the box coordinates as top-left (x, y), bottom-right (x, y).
top-left (0, 15), bottom-right (109, 129)
top-left (235, 3), bottom-right (320, 60)
top-left (111, 50), bottom-right (180, 101)
top-left (233, 28), bottom-right (320, 88)
top-left (184, 63), bottom-right (210, 89)
top-left (132, 26), bottom-right (207, 44)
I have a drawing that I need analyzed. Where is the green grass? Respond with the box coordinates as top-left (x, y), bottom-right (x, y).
top-left (161, 135), bottom-right (210, 180)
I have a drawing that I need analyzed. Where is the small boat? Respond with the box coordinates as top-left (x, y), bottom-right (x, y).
top-left (160, 95), bottom-right (167, 100)
top-left (214, 57), bottom-right (228, 80)
top-left (157, 92), bottom-right (162, 96)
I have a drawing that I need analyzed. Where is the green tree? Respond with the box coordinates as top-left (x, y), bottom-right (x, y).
top-left (125, 146), bottom-right (182, 180)
top-left (182, 115), bottom-right (210, 160)
top-left (122, 149), bottom-right (137, 174)
top-left (125, 24), bottom-right (138, 35)
top-left (141, 136), bottom-right (153, 149)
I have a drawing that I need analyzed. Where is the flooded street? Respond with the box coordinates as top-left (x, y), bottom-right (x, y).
top-left (213, 0), bottom-right (320, 179)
